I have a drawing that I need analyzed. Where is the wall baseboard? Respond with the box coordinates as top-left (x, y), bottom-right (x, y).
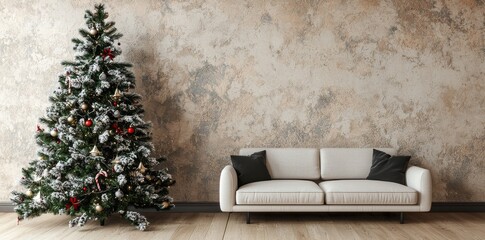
top-left (1, 201), bottom-right (484, 213)
top-left (0, 201), bottom-right (221, 213)
top-left (0, 201), bottom-right (14, 212)
top-left (129, 202), bottom-right (221, 213)
top-left (430, 202), bottom-right (485, 212)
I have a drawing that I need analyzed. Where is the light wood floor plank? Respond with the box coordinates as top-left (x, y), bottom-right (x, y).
top-left (188, 213), bottom-right (216, 240)
top-left (203, 212), bottom-right (229, 240)
top-left (0, 212), bottom-right (485, 240)
top-left (0, 212), bottom-right (15, 225)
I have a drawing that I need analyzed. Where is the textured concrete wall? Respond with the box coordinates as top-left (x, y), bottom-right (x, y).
top-left (1, 0), bottom-right (484, 202)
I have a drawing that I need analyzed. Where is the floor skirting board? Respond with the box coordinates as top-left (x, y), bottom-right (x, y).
top-left (0, 202), bottom-right (13, 212)
top-left (1, 201), bottom-right (484, 212)
top-left (129, 202), bottom-right (222, 213)
top-left (431, 202), bottom-right (485, 212)
top-left (0, 201), bottom-right (221, 213)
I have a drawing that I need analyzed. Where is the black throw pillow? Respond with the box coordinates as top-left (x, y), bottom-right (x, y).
top-left (366, 149), bottom-right (410, 185)
top-left (231, 150), bottom-right (271, 187)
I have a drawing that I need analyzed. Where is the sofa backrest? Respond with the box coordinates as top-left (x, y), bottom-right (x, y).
top-left (239, 148), bottom-right (320, 180)
top-left (320, 148), bottom-right (397, 180)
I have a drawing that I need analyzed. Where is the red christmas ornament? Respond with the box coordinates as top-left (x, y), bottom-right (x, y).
top-left (102, 47), bottom-right (114, 60)
top-left (83, 186), bottom-right (87, 192)
top-left (127, 127), bottom-right (135, 134)
top-left (66, 197), bottom-right (80, 211)
top-left (116, 127), bottom-right (122, 134)
top-left (113, 101), bottom-right (117, 107)
top-left (85, 119), bottom-right (93, 127)
top-left (112, 123), bottom-right (118, 129)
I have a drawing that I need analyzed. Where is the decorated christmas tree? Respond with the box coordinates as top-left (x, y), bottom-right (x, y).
top-left (10, 4), bottom-right (175, 231)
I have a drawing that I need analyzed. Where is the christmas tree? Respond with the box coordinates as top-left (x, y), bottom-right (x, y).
top-left (10, 4), bottom-right (175, 231)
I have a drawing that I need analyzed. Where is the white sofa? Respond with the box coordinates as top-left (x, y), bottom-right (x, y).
top-left (219, 148), bottom-right (432, 223)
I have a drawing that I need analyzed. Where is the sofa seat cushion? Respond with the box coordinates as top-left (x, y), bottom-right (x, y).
top-left (236, 180), bottom-right (324, 205)
top-left (319, 180), bottom-right (418, 205)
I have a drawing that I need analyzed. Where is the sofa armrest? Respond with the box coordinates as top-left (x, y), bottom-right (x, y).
top-left (220, 165), bottom-right (238, 212)
top-left (406, 166), bottom-right (432, 211)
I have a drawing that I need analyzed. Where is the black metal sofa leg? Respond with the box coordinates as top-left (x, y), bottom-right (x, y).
top-left (400, 212), bottom-right (404, 224)
top-left (246, 212), bottom-right (251, 224)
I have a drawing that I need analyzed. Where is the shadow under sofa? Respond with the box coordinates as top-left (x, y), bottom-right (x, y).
top-left (219, 148), bottom-right (432, 224)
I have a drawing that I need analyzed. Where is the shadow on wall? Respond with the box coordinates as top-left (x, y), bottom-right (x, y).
top-left (124, 38), bottom-right (186, 200)
top-left (124, 36), bottom-right (228, 201)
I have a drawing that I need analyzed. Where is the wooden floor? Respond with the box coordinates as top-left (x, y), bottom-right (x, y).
top-left (0, 212), bottom-right (484, 240)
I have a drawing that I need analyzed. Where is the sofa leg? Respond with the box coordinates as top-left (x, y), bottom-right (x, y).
top-left (246, 212), bottom-right (251, 224)
top-left (400, 212), bottom-right (404, 224)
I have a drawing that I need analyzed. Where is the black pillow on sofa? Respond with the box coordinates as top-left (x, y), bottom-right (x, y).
top-left (231, 150), bottom-right (271, 187)
top-left (366, 149), bottom-right (410, 185)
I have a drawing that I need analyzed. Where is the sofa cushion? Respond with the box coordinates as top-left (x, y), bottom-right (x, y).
top-left (319, 180), bottom-right (418, 205)
top-left (366, 149), bottom-right (410, 185)
top-left (231, 150), bottom-right (271, 187)
top-left (320, 148), bottom-right (396, 179)
top-left (236, 180), bottom-right (324, 205)
top-left (240, 148), bottom-right (320, 180)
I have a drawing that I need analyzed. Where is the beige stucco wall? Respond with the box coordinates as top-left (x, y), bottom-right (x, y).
top-left (1, 0), bottom-right (484, 202)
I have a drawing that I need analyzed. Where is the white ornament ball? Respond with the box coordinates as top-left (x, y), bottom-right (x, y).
top-left (89, 28), bottom-right (97, 35)
top-left (113, 110), bottom-right (120, 118)
top-left (99, 72), bottom-right (106, 80)
top-left (81, 103), bottom-right (88, 110)
top-left (26, 190), bottom-right (33, 197)
top-left (50, 129), bottom-right (58, 137)
top-left (67, 116), bottom-right (75, 123)
top-left (115, 189), bottom-right (124, 199)
top-left (95, 204), bottom-right (103, 212)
